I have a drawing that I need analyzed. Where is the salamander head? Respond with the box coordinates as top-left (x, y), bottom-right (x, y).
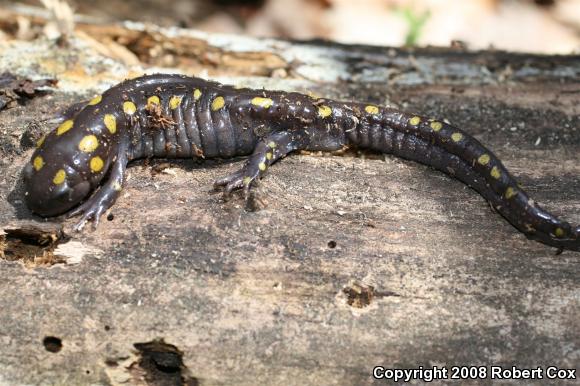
top-left (22, 118), bottom-right (111, 217)
top-left (23, 159), bottom-right (92, 217)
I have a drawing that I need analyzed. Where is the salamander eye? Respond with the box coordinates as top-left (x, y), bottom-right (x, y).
top-left (51, 182), bottom-right (72, 200)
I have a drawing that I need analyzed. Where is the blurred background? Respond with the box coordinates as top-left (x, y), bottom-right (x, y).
top-left (3, 0), bottom-right (580, 53)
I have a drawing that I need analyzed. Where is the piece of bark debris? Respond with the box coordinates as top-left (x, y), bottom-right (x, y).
top-left (0, 222), bottom-right (68, 267)
top-left (0, 72), bottom-right (57, 112)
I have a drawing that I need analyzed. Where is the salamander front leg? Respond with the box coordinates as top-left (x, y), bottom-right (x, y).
top-left (67, 159), bottom-right (127, 231)
top-left (213, 130), bottom-right (310, 198)
top-left (68, 141), bottom-right (130, 231)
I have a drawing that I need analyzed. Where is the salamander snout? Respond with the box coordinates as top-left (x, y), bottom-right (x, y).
top-left (23, 162), bottom-right (92, 217)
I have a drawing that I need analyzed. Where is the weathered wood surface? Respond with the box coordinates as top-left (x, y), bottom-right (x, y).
top-left (0, 17), bottom-right (579, 386)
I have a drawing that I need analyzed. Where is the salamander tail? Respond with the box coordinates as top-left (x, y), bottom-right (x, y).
top-left (347, 103), bottom-right (579, 252)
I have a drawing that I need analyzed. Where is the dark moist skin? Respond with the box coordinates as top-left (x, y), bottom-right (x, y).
top-left (22, 74), bottom-right (580, 251)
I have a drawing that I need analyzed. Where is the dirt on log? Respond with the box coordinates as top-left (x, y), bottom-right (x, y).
top-left (0, 12), bottom-right (578, 386)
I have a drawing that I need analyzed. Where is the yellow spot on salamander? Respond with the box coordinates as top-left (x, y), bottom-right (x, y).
top-left (90, 156), bottom-right (104, 173)
top-left (365, 105), bottom-right (379, 115)
top-left (267, 141), bottom-right (276, 149)
top-left (113, 181), bottom-right (122, 191)
top-left (88, 95), bottom-right (102, 105)
top-left (123, 101), bottom-right (137, 115)
top-left (53, 169), bottom-right (66, 185)
top-left (79, 135), bottom-right (99, 153)
top-left (451, 132), bottom-right (463, 142)
top-left (259, 162), bottom-right (267, 171)
top-left (169, 95), bottom-right (182, 110)
top-left (104, 114), bottom-right (117, 134)
top-left (430, 121), bottom-right (443, 131)
top-left (318, 105), bottom-right (332, 118)
top-left (56, 120), bottom-right (73, 135)
top-left (193, 89), bottom-right (202, 101)
top-left (505, 187), bottom-right (517, 199)
top-left (266, 152), bottom-right (273, 160)
top-left (36, 135), bottom-right (46, 148)
top-left (478, 154), bottom-right (490, 166)
top-left (33, 156), bottom-right (44, 171)
top-left (490, 166), bottom-right (501, 179)
top-left (211, 96), bottom-right (225, 111)
top-left (251, 97), bottom-right (274, 108)
top-left (409, 116), bottom-right (421, 126)
top-left (147, 95), bottom-right (160, 108)
top-left (243, 176), bottom-right (252, 185)
top-left (555, 227), bottom-right (565, 238)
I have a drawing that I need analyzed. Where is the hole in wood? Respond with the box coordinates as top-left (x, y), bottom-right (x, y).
top-left (43, 336), bottom-right (62, 353)
top-left (343, 283), bottom-right (374, 308)
top-left (133, 339), bottom-right (199, 386)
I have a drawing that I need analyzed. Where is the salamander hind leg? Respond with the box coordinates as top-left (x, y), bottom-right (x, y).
top-left (213, 130), bottom-right (310, 198)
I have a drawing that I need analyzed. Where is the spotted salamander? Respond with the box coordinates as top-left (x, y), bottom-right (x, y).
top-left (22, 74), bottom-right (579, 251)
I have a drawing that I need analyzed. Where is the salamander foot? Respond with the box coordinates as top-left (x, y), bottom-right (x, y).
top-left (213, 165), bottom-right (258, 200)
